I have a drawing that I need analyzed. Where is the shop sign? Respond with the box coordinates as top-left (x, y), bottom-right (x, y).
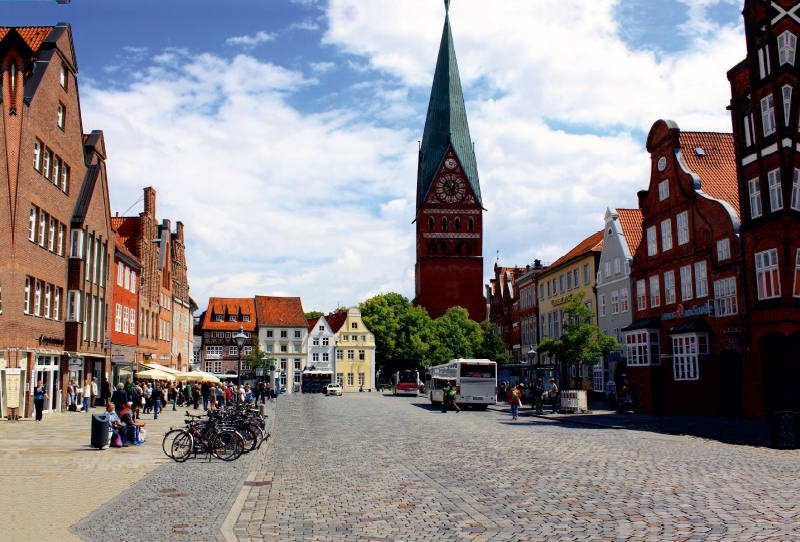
top-left (661, 302), bottom-right (711, 321)
top-left (69, 359), bottom-right (83, 366)
top-left (142, 354), bottom-right (153, 363)
top-left (111, 355), bottom-right (126, 363)
top-left (550, 293), bottom-right (573, 307)
top-left (206, 354), bottom-right (221, 360)
top-left (255, 368), bottom-right (264, 376)
top-left (38, 335), bottom-right (64, 346)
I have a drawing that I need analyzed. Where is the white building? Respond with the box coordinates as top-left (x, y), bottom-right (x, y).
top-left (303, 315), bottom-right (336, 392)
top-left (255, 296), bottom-right (309, 394)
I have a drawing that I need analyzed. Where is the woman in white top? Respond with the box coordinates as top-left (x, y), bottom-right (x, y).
top-left (82, 379), bottom-right (92, 412)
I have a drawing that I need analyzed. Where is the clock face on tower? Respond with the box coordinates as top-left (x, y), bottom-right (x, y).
top-left (436, 173), bottom-right (466, 203)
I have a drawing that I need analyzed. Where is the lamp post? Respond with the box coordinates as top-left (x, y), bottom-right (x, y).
top-left (233, 326), bottom-right (247, 393)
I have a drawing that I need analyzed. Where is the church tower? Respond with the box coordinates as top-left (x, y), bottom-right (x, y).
top-left (414, 0), bottom-right (486, 322)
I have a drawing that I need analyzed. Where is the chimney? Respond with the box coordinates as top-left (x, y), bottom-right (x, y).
top-left (143, 187), bottom-right (157, 217)
top-left (176, 221), bottom-right (185, 242)
top-left (534, 259), bottom-right (542, 268)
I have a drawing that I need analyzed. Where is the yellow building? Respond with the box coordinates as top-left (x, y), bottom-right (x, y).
top-left (537, 230), bottom-right (604, 390)
top-left (327, 307), bottom-right (376, 392)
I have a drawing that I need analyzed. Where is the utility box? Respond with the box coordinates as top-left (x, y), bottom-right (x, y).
top-left (771, 412), bottom-right (800, 449)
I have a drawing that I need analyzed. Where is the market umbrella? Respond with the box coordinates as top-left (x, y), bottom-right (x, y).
top-left (136, 369), bottom-right (176, 381)
top-left (180, 370), bottom-right (221, 383)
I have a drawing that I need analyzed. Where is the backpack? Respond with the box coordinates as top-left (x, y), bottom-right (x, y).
top-left (510, 390), bottom-right (520, 402)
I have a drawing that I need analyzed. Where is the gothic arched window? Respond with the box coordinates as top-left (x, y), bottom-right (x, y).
top-left (428, 217), bottom-right (434, 231)
top-left (466, 243), bottom-right (472, 255)
top-left (455, 217), bottom-right (461, 231)
top-left (441, 217), bottom-right (448, 231)
top-left (456, 242), bottom-right (463, 255)
top-left (468, 217), bottom-right (474, 231)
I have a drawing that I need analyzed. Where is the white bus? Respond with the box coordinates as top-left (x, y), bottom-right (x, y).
top-left (427, 359), bottom-right (497, 410)
top-left (393, 370), bottom-right (420, 396)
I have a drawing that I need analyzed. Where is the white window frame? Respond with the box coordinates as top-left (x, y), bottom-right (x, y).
top-left (672, 334), bottom-right (705, 381)
top-left (347, 350), bottom-right (354, 361)
top-left (336, 350), bottom-right (343, 361)
top-left (43, 149), bottom-right (51, 179)
top-left (756, 248), bottom-right (781, 300)
top-left (61, 164), bottom-right (69, 193)
top-left (34, 280), bottom-right (42, 316)
top-left (117, 263), bottom-right (124, 286)
top-left (599, 294), bottom-right (606, 317)
top-left (60, 64), bottom-right (67, 88)
top-left (38, 212), bottom-right (46, 246)
top-left (358, 373), bottom-right (365, 386)
top-left (664, 270), bottom-right (676, 305)
top-left (28, 207), bottom-right (37, 242)
top-left (762, 94), bottom-right (776, 136)
top-left (57, 103), bottom-right (65, 129)
top-left (613, 257), bottom-right (621, 275)
top-left (347, 373), bottom-right (354, 387)
top-left (744, 113), bottom-right (756, 147)
top-left (768, 168), bottom-right (783, 212)
top-left (680, 265), bottom-right (693, 301)
top-left (778, 30), bottom-right (797, 66)
top-left (717, 238), bottom-right (731, 261)
top-left (610, 290), bottom-right (619, 315)
top-left (70, 229), bottom-right (84, 259)
top-left (48, 218), bottom-right (56, 252)
top-left (792, 169), bottom-right (800, 211)
top-left (130, 271), bottom-right (136, 293)
top-left (661, 219), bottom-right (673, 251)
top-left (676, 212), bottom-right (689, 245)
top-left (649, 275), bottom-right (661, 307)
top-left (44, 284), bottom-right (51, 319)
top-left (33, 139), bottom-right (42, 170)
top-left (647, 226), bottom-right (657, 256)
top-left (783, 85), bottom-right (793, 126)
top-left (620, 288), bottom-right (629, 312)
top-left (53, 288), bottom-right (60, 321)
top-left (625, 330), bottom-right (660, 366)
top-left (23, 277), bottom-right (31, 314)
top-left (115, 304), bottom-right (122, 332)
top-left (123, 306), bottom-right (129, 334)
top-left (694, 261), bottom-right (708, 298)
top-left (658, 180), bottom-right (669, 201)
top-left (714, 277), bottom-right (738, 316)
top-left (749, 178), bottom-right (763, 218)
top-left (794, 249), bottom-right (800, 298)
top-left (604, 261), bottom-right (611, 278)
top-left (52, 156), bottom-right (60, 187)
top-left (57, 224), bottom-right (65, 256)
top-left (124, 266), bottom-right (130, 290)
top-left (636, 279), bottom-right (646, 310)
top-left (67, 290), bottom-right (81, 322)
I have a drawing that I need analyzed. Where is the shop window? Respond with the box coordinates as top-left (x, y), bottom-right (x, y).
top-left (625, 331), bottom-right (660, 366)
top-left (672, 334), bottom-right (707, 381)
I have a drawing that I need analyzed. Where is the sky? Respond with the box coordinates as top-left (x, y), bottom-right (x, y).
top-left (6, 0), bottom-right (746, 314)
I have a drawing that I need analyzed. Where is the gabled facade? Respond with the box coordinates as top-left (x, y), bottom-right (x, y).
top-left (255, 296), bottom-right (308, 393)
top-left (727, 0), bottom-right (800, 415)
top-left (170, 222), bottom-right (193, 372)
top-left (303, 315), bottom-right (335, 393)
top-left (626, 122), bottom-right (744, 416)
top-left (199, 297), bottom-right (256, 378)
top-left (486, 264), bottom-right (523, 361)
top-left (414, 2), bottom-right (485, 322)
top-left (110, 239), bottom-right (140, 386)
top-left (327, 306), bottom-right (376, 392)
top-left (596, 207), bottom-right (641, 393)
top-left (517, 261), bottom-right (547, 367)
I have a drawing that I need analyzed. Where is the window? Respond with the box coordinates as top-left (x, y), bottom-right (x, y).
top-left (124, 266), bottom-right (130, 290)
top-left (454, 217), bottom-right (461, 230)
top-left (359, 350), bottom-right (365, 361)
top-left (294, 330), bottom-right (301, 338)
top-left (717, 239), bottom-right (731, 261)
top-left (53, 288), bottom-right (60, 320)
top-left (312, 337), bottom-right (320, 347)
top-left (280, 330), bottom-right (288, 338)
top-left (33, 140), bottom-right (42, 171)
top-left (61, 164), bottom-right (69, 193)
top-left (130, 307), bottom-right (135, 335)
top-left (649, 276), bottom-right (661, 307)
top-left (784, 85), bottom-right (793, 126)
top-left (266, 330), bottom-right (273, 338)
top-left (661, 219), bottom-right (673, 251)
top-left (779, 30), bottom-right (797, 66)
top-left (229, 346), bottom-right (238, 356)
top-left (33, 280), bottom-right (42, 316)
top-left (604, 261), bottom-right (611, 278)
top-left (347, 373), bottom-right (354, 386)
top-left (57, 103), bottom-right (65, 129)
top-left (38, 212), bottom-right (46, 246)
top-left (611, 290), bottom-right (619, 314)
top-left (278, 344), bottom-right (287, 353)
top-left (658, 180), bottom-right (669, 200)
top-left (323, 353), bottom-right (329, 362)
top-left (130, 271), bottom-right (136, 293)
top-left (336, 350), bottom-right (343, 360)
top-left (468, 217), bottom-right (474, 231)
top-left (294, 359), bottom-right (302, 371)
top-left (599, 294), bottom-right (606, 317)
top-left (441, 217), bottom-right (447, 231)
top-left (123, 306), bottom-right (129, 333)
top-left (67, 290), bottom-right (80, 322)
top-left (625, 331), bottom-right (660, 366)
top-left (620, 288), bottom-right (629, 312)
top-left (28, 207), bottom-right (37, 242)
top-left (637, 279), bottom-right (646, 310)
top-left (794, 249), bottom-right (800, 297)
top-left (342, 334), bottom-right (348, 342)
top-left (70, 229), bottom-right (84, 259)
top-left (756, 249), bottom-right (781, 299)
top-left (672, 334), bottom-right (706, 380)
top-left (694, 261), bottom-right (708, 298)
top-left (748, 178), bottom-right (763, 219)
top-left (57, 225), bottom-right (65, 256)
top-left (647, 226), bottom-right (657, 255)
top-left (428, 217), bottom-right (434, 231)
top-left (242, 315), bottom-right (250, 322)
top-left (679, 265), bottom-right (693, 301)
top-left (293, 344), bottom-right (301, 353)
top-left (351, 322), bottom-right (358, 330)
top-left (52, 156), bottom-right (60, 187)
top-left (768, 168), bottom-right (784, 211)
top-left (714, 277), bottom-right (738, 316)
top-left (358, 373), bottom-right (365, 386)
top-left (675, 212), bottom-right (689, 245)
top-left (206, 346), bottom-right (223, 357)
top-left (43, 149), bottom-right (51, 178)
top-left (347, 350), bottom-right (354, 360)
top-left (46, 218), bottom-right (55, 252)
top-left (613, 257), bottom-right (621, 275)
top-left (60, 64), bottom-right (68, 88)
top-left (664, 271), bottom-right (676, 304)
top-left (567, 271), bottom-right (572, 290)
top-left (792, 169), bottom-right (800, 211)
top-left (228, 315), bottom-right (236, 322)
top-left (762, 94), bottom-right (776, 136)
top-left (744, 112), bottom-right (756, 147)
top-left (583, 265), bottom-right (590, 284)
top-left (115, 304), bottom-right (122, 332)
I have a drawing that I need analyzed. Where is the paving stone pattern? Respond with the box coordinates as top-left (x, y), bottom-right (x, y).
top-left (240, 394), bottom-right (800, 541)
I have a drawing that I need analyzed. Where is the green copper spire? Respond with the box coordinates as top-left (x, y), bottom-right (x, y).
top-left (417, 1), bottom-right (482, 210)
top-left (444, 0), bottom-right (451, 12)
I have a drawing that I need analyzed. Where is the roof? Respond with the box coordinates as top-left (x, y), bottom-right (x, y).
top-left (668, 318), bottom-right (713, 335)
top-left (111, 216), bottom-right (140, 256)
top-left (678, 132), bottom-right (739, 217)
top-left (0, 26), bottom-right (54, 52)
top-left (324, 311), bottom-right (348, 333)
top-left (616, 208), bottom-right (643, 256)
top-left (417, 3), bottom-right (481, 209)
top-left (307, 316), bottom-right (320, 333)
top-left (254, 296), bottom-right (308, 327)
top-left (114, 238), bottom-right (141, 269)
top-left (202, 298), bottom-right (257, 331)
top-left (622, 316), bottom-right (661, 332)
top-left (71, 165), bottom-right (101, 227)
top-left (548, 230), bottom-right (604, 272)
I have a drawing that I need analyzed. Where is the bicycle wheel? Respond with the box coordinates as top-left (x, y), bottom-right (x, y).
top-left (238, 426), bottom-right (259, 452)
top-left (212, 431), bottom-right (243, 461)
top-left (162, 428), bottom-right (185, 459)
top-left (170, 431), bottom-right (193, 462)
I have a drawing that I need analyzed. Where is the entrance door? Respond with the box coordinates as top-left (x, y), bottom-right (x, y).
top-left (717, 349), bottom-right (743, 417)
top-left (34, 358), bottom-right (59, 413)
top-left (762, 333), bottom-right (800, 413)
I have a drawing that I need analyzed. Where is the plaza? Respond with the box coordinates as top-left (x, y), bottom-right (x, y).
top-left (1, 394), bottom-right (798, 541)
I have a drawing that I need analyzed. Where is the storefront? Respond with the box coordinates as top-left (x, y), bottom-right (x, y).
top-left (34, 354), bottom-right (62, 413)
top-left (301, 370), bottom-right (332, 393)
top-left (0, 351), bottom-right (27, 419)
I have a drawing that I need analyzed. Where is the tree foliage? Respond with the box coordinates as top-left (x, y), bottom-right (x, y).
top-left (244, 335), bottom-right (275, 371)
top-left (304, 311), bottom-right (324, 319)
top-left (536, 291), bottom-right (619, 381)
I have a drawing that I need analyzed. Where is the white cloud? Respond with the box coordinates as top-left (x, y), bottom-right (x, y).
top-left (288, 20), bottom-right (320, 31)
top-left (82, 0), bottom-right (747, 314)
top-left (226, 31), bottom-right (278, 49)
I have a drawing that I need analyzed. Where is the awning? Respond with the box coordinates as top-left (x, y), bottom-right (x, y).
top-left (622, 317), bottom-right (661, 332)
top-left (668, 318), bottom-right (713, 335)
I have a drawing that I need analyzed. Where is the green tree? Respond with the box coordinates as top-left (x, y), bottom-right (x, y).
top-left (244, 335), bottom-right (275, 374)
top-left (475, 321), bottom-right (512, 363)
top-left (536, 291), bottom-right (619, 389)
top-left (360, 295), bottom-right (402, 372)
top-left (428, 307), bottom-right (484, 366)
top-left (304, 311), bottom-right (324, 319)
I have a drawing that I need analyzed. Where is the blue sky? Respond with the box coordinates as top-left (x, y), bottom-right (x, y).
top-left (6, 0), bottom-right (746, 314)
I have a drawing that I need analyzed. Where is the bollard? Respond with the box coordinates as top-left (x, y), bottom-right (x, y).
top-left (259, 403), bottom-right (267, 416)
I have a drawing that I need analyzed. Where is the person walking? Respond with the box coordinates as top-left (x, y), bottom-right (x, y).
top-left (131, 381), bottom-right (143, 419)
top-left (533, 378), bottom-right (545, 415)
top-left (548, 378), bottom-right (559, 414)
top-left (152, 382), bottom-right (163, 420)
top-left (441, 381), bottom-right (460, 413)
top-left (82, 378), bottom-right (92, 412)
top-left (201, 381), bottom-right (211, 411)
top-left (33, 381), bottom-right (48, 421)
top-left (507, 384), bottom-right (522, 420)
top-left (90, 376), bottom-right (98, 408)
top-left (100, 377), bottom-right (111, 407)
top-left (67, 379), bottom-right (78, 410)
top-left (498, 380), bottom-right (508, 403)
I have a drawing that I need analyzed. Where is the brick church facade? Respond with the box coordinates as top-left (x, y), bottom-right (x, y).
top-left (413, 1), bottom-right (486, 322)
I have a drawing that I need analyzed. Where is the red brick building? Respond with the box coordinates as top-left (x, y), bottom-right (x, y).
top-left (0, 25), bottom-right (115, 416)
top-left (625, 122), bottom-right (745, 416)
top-left (198, 298), bottom-right (256, 378)
top-left (727, 0), bottom-right (800, 415)
top-left (486, 264), bottom-right (523, 360)
top-left (413, 3), bottom-right (485, 322)
top-left (109, 239), bottom-right (140, 385)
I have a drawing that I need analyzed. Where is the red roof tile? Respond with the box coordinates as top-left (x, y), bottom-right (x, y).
top-left (549, 230), bottom-right (604, 271)
top-left (114, 238), bottom-right (141, 267)
top-left (307, 316), bottom-right (320, 333)
top-left (254, 296), bottom-right (307, 327)
top-left (616, 208), bottom-right (643, 257)
top-left (111, 216), bottom-right (140, 257)
top-left (201, 298), bottom-right (257, 331)
top-left (0, 27), bottom-right (54, 52)
top-left (678, 132), bottom-right (739, 217)
top-left (324, 311), bottom-right (348, 333)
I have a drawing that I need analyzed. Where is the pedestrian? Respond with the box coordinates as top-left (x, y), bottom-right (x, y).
top-left (499, 380), bottom-right (508, 403)
top-left (100, 377), bottom-right (111, 407)
top-left (193, 383), bottom-right (201, 409)
top-left (172, 381), bottom-right (179, 411)
top-left (82, 378), bottom-right (92, 412)
top-left (507, 384), bottom-right (522, 420)
top-left (605, 379), bottom-right (617, 410)
top-left (216, 384), bottom-right (225, 407)
top-left (111, 383), bottom-right (128, 413)
top-left (33, 380), bottom-right (48, 421)
top-left (208, 385), bottom-right (217, 411)
top-left (131, 381), bottom-right (143, 419)
top-left (548, 378), bottom-right (559, 414)
top-left (90, 376), bottom-right (98, 408)
top-left (183, 382), bottom-right (192, 408)
top-left (533, 378), bottom-right (544, 415)
top-left (67, 379), bottom-right (78, 410)
top-left (441, 380), bottom-right (460, 413)
top-left (124, 377), bottom-right (133, 400)
top-left (142, 382), bottom-right (152, 414)
top-left (152, 382), bottom-right (163, 420)
top-left (201, 381), bottom-right (211, 410)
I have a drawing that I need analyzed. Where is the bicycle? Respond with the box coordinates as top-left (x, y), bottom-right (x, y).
top-left (167, 412), bottom-right (244, 462)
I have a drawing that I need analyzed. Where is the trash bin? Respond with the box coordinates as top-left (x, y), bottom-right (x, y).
top-left (771, 412), bottom-right (800, 449)
top-left (91, 413), bottom-right (110, 449)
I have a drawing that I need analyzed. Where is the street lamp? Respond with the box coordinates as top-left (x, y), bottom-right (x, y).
top-left (233, 325), bottom-right (247, 391)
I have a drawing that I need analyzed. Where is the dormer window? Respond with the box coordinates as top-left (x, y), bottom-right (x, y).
top-left (215, 315), bottom-right (223, 322)
top-left (779, 30), bottom-right (797, 66)
top-left (242, 315), bottom-right (250, 322)
top-left (229, 315), bottom-right (237, 322)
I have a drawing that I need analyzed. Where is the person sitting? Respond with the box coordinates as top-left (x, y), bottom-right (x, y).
top-left (111, 383), bottom-right (128, 413)
top-left (616, 386), bottom-right (636, 414)
top-left (106, 403), bottom-right (128, 447)
top-left (119, 402), bottom-right (146, 444)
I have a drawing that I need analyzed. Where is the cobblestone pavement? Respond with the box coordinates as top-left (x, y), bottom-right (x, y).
top-left (239, 393), bottom-right (800, 542)
top-left (0, 404), bottom-right (185, 542)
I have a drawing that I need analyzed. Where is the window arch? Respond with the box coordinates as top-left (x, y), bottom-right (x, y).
top-left (778, 30), bottom-right (797, 66)
top-left (466, 243), bottom-right (472, 255)
top-left (428, 216), bottom-right (434, 231)
top-left (468, 217), bottom-right (474, 231)
top-left (441, 217), bottom-right (448, 231)
top-left (440, 241), bottom-right (446, 254)
top-left (429, 241), bottom-right (437, 255)
top-left (456, 242), bottom-right (463, 255)
top-left (455, 217), bottom-right (461, 231)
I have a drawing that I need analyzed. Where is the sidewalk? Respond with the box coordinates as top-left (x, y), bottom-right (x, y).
top-left (491, 400), bottom-right (771, 447)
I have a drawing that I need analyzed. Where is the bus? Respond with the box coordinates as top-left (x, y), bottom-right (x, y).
top-left (393, 370), bottom-right (420, 396)
top-left (427, 359), bottom-right (497, 410)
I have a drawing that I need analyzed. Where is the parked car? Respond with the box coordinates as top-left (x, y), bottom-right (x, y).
top-left (324, 383), bottom-right (343, 396)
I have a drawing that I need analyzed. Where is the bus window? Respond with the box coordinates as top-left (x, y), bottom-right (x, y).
top-left (460, 364), bottom-right (496, 378)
